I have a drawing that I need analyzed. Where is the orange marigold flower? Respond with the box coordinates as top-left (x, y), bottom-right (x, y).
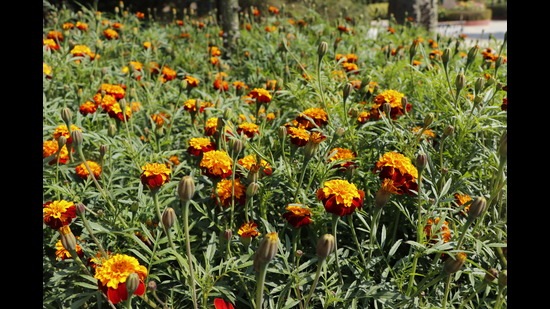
top-left (248, 88), bottom-right (272, 104)
top-left (268, 5), bottom-right (279, 14)
top-left (374, 151), bottom-right (418, 195)
top-left (151, 112), bottom-right (170, 128)
top-left (237, 122), bottom-right (260, 138)
top-left (131, 102), bottom-right (142, 112)
top-left (357, 111), bottom-right (370, 124)
top-left (237, 154), bottom-right (273, 177)
top-left (94, 254), bottom-right (148, 305)
top-left (316, 179), bottom-right (365, 217)
top-left (252, 8), bottom-right (260, 16)
top-left (387, 26), bottom-right (396, 34)
top-left (168, 155), bottom-right (180, 167)
top-left (296, 107), bottom-right (329, 129)
top-left (76, 21), bottom-right (88, 31)
top-left (63, 22), bottom-right (74, 30)
top-left (75, 161), bottom-right (102, 179)
top-left (43, 38), bottom-right (60, 51)
top-left (79, 100), bottom-right (99, 116)
top-left (55, 237), bottom-right (84, 260)
top-left (200, 150), bottom-right (233, 179)
top-left (160, 66), bottom-right (177, 82)
top-left (43, 139), bottom-right (70, 165)
top-left (337, 25), bottom-right (350, 33)
top-left (99, 83), bottom-right (126, 100)
top-left (53, 124), bottom-right (82, 144)
top-left (187, 137), bottom-right (216, 156)
top-left (136, 11), bottom-right (145, 19)
top-left (184, 75), bottom-right (200, 88)
top-left (232, 81), bottom-right (248, 92)
top-left (204, 117), bottom-right (219, 136)
top-left (265, 25), bottom-right (277, 32)
top-left (213, 78), bottom-right (229, 91)
top-left (286, 126), bottom-right (309, 147)
top-left (327, 147), bottom-right (357, 170)
top-left (453, 193), bottom-right (473, 216)
top-left (70, 44), bottom-right (98, 60)
top-left (47, 30), bottom-right (63, 41)
top-left (282, 204), bottom-right (313, 228)
top-left (342, 62), bottom-right (359, 73)
top-left (424, 217), bottom-right (452, 244)
top-left (214, 298), bottom-right (235, 309)
top-left (112, 22), bottom-right (123, 30)
top-left (43, 200), bottom-right (77, 230)
top-left (429, 49), bottom-right (443, 59)
top-left (107, 102), bottom-right (132, 122)
top-left (103, 28), bottom-right (119, 40)
top-left (140, 163), bottom-right (171, 190)
top-left (209, 46), bottom-right (222, 57)
top-left (213, 178), bottom-right (246, 207)
top-left (238, 221), bottom-right (261, 238)
top-left (370, 89), bottom-right (410, 120)
top-left (412, 126), bottom-right (436, 139)
top-left (97, 94), bottom-right (117, 112)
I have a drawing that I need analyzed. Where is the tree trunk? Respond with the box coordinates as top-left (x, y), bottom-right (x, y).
top-left (218, 0), bottom-right (240, 59)
top-left (388, 0), bottom-right (438, 33)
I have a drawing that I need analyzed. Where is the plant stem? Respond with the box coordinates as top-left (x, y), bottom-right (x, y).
top-left (331, 214), bottom-right (344, 285)
top-left (304, 258), bottom-right (324, 308)
top-left (442, 274), bottom-right (452, 309)
top-left (255, 263), bottom-right (268, 309)
top-left (182, 200), bottom-right (198, 309)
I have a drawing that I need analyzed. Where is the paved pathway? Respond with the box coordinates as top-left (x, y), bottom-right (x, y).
top-left (437, 20), bottom-right (507, 41)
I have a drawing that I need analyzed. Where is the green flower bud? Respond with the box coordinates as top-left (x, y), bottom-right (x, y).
top-left (57, 136), bottom-right (67, 149)
top-left (484, 268), bottom-right (499, 283)
top-left (108, 123), bottom-right (117, 137)
top-left (246, 181), bottom-right (260, 197)
top-left (177, 175), bottom-right (195, 202)
top-left (162, 207), bottom-right (177, 229)
top-left (382, 102), bottom-right (392, 118)
top-left (442, 47), bottom-right (451, 68)
top-left (401, 96), bottom-right (409, 114)
top-left (254, 232), bottom-right (279, 271)
top-left (147, 280), bottom-right (157, 291)
top-left (474, 77), bottom-right (485, 94)
top-left (75, 202), bottom-right (86, 216)
top-left (466, 45), bottom-right (479, 67)
top-left (416, 152), bottom-right (428, 173)
top-left (423, 113), bottom-right (434, 128)
top-left (126, 272), bottom-right (140, 296)
top-left (316, 233), bottom-right (336, 259)
top-left (443, 252), bottom-right (467, 275)
top-left (61, 107), bottom-right (73, 127)
top-left (278, 126), bottom-right (287, 139)
top-left (442, 125), bottom-right (454, 139)
top-left (70, 130), bottom-right (83, 149)
top-left (455, 71), bottom-right (465, 93)
top-left (60, 227), bottom-right (77, 252)
top-left (99, 144), bottom-right (109, 158)
top-left (335, 127), bottom-right (346, 137)
top-left (230, 138), bottom-right (243, 155)
top-left (374, 185), bottom-right (392, 208)
top-left (343, 83), bottom-right (353, 103)
top-left (317, 41), bottom-right (328, 58)
top-left (468, 196), bottom-right (487, 220)
top-left (223, 229), bottom-right (233, 240)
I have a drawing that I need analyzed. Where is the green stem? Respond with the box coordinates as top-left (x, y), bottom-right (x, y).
top-left (442, 274), bottom-right (452, 309)
top-left (304, 258), bottom-right (324, 308)
top-left (331, 214), bottom-right (344, 285)
top-left (293, 157), bottom-right (311, 201)
top-left (255, 263), bottom-right (268, 309)
top-left (79, 212), bottom-right (108, 258)
top-left (347, 215), bottom-right (367, 269)
top-left (183, 200), bottom-right (198, 309)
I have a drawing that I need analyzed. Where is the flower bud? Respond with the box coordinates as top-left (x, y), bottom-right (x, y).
top-left (246, 182), bottom-right (260, 197)
top-left (75, 202), bottom-right (86, 216)
top-left (348, 107), bottom-right (358, 118)
top-left (441, 47), bottom-right (451, 68)
top-left (147, 280), bottom-right (157, 291)
top-left (278, 126), bottom-right (287, 139)
top-left (177, 175), bottom-right (195, 202)
top-left (223, 229), bottom-right (233, 240)
top-left (401, 96), bottom-right (409, 114)
top-left (466, 45), bottom-right (479, 67)
top-left (442, 125), bottom-right (454, 139)
top-left (498, 269), bottom-right (507, 288)
top-left (335, 127), bottom-right (346, 137)
top-left (416, 152), bottom-right (428, 173)
top-left (382, 102), bottom-right (392, 118)
top-left (343, 83), bottom-right (353, 103)
top-left (70, 130), bottom-right (83, 149)
top-left (468, 196), bottom-right (487, 220)
top-left (230, 138), bottom-right (243, 155)
top-left (253, 232), bottom-right (279, 271)
top-left (443, 252), bottom-right (467, 274)
top-left (423, 113), bottom-right (434, 128)
top-left (484, 268), bottom-right (499, 283)
top-left (162, 207), bottom-right (177, 229)
top-left (99, 144), bottom-right (109, 158)
top-left (295, 250), bottom-right (304, 258)
top-left (126, 272), bottom-right (140, 296)
top-left (474, 77), bottom-right (485, 94)
top-left (316, 233), bottom-right (336, 259)
top-left (61, 107), bottom-right (73, 127)
top-left (498, 131), bottom-right (507, 161)
top-left (57, 136), bottom-right (67, 149)
top-left (317, 41), bottom-right (328, 58)
top-left (455, 71), bottom-right (465, 93)
top-left (374, 185), bottom-right (392, 208)
top-left (59, 226), bottom-right (77, 252)
top-left (108, 123), bottom-right (117, 137)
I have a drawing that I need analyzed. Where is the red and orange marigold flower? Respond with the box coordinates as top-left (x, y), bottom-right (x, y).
top-left (295, 108), bottom-right (329, 130)
top-left (374, 151), bottom-right (418, 195)
top-left (55, 237), bottom-right (84, 260)
top-left (317, 179), bottom-right (365, 217)
top-left (238, 221), bottom-right (261, 239)
top-left (248, 88), bottom-right (272, 104)
top-left (53, 124), bottom-right (82, 144)
top-left (286, 126), bottom-right (310, 147)
top-left (282, 204), bottom-right (313, 228)
top-left (75, 161), bottom-right (102, 179)
top-left (199, 150), bottom-right (233, 179)
top-left (213, 178), bottom-right (247, 207)
top-left (424, 217), bottom-right (452, 244)
top-left (237, 122), bottom-right (260, 138)
top-left (94, 254), bottom-right (148, 305)
top-left (369, 89), bottom-right (411, 120)
top-left (103, 28), bottom-right (119, 40)
top-left (43, 139), bottom-right (70, 165)
top-left (453, 193), bottom-right (473, 216)
top-left (237, 154), bottom-right (273, 177)
top-left (140, 163), bottom-right (171, 190)
top-left (327, 147), bottom-right (357, 170)
top-left (187, 137), bottom-right (216, 156)
top-left (43, 200), bottom-right (77, 230)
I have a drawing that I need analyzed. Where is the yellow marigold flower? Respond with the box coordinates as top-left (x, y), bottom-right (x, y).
top-left (140, 163), bottom-right (171, 190)
top-left (317, 179), bottom-right (365, 216)
top-left (97, 94), bottom-right (117, 111)
top-left (160, 66), bottom-right (177, 82)
top-left (424, 217), bottom-right (452, 244)
top-left (238, 221), bottom-right (261, 238)
top-left (237, 154), bottom-right (273, 176)
top-left (103, 28), bottom-right (119, 40)
top-left (248, 88), bottom-right (272, 104)
top-left (47, 30), bottom-right (63, 41)
top-left (99, 83), bottom-right (125, 100)
top-left (131, 102), bottom-right (142, 112)
top-left (43, 38), bottom-right (60, 51)
top-left (43, 139), bottom-right (70, 165)
top-left (331, 70), bottom-right (346, 80)
top-left (286, 126), bottom-right (309, 147)
top-left (296, 107), bottom-right (329, 129)
top-left (55, 237), bottom-right (83, 260)
top-left (184, 75), bottom-right (200, 88)
top-left (342, 62), bottom-right (359, 73)
top-left (328, 147), bottom-right (357, 170)
top-left (52, 124), bottom-right (82, 143)
top-left (43, 62), bottom-right (53, 77)
top-left (200, 150), bottom-right (233, 179)
top-left (204, 117), bottom-right (219, 136)
top-left (266, 112), bottom-right (276, 121)
top-left (237, 122), bottom-right (260, 138)
top-left (374, 151), bottom-right (418, 195)
top-left (79, 100), bottom-right (98, 116)
top-left (76, 21), bottom-right (88, 31)
top-left (412, 126), bottom-right (436, 139)
top-left (106, 102), bottom-right (132, 122)
top-left (94, 254), bottom-right (148, 305)
top-left (187, 137), bottom-right (216, 156)
top-left (453, 193), bottom-right (473, 216)
top-left (282, 204), bottom-right (313, 228)
top-left (232, 80), bottom-right (248, 92)
top-left (62, 22), bottom-right (74, 30)
top-left (214, 178), bottom-right (246, 207)
top-left (43, 200), bottom-right (77, 230)
top-left (70, 44), bottom-right (98, 60)
top-left (209, 46), bottom-right (222, 56)
top-left (75, 161), bottom-right (102, 179)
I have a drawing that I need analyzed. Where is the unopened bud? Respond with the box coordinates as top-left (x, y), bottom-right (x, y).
top-left (147, 280), bottom-right (157, 291)
top-left (474, 77), bottom-right (485, 94)
top-left (162, 207), bottom-right (177, 228)
top-left (442, 125), bottom-right (454, 138)
top-left (468, 196), bottom-right (487, 220)
top-left (230, 138), bottom-right (243, 155)
top-left (61, 107), bottom-right (73, 126)
top-left (316, 233), bottom-right (336, 259)
top-left (246, 182), bottom-right (260, 197)
top-left (498, 269), bottom-right (507, 288)
top-left (317, 41), bottom-right (328, 58)
top-left (224, 229), bottom-right (233, 240)
top-left (455, 71), bottom-right (465, 93)
top-left (335, 127), bottom-right (346, 137)
top-left (295, 250), bottom-right (304, 258)
top-left (343, 83), bottom-right (353, 103)
top-left (374, 185), bottom-right (392, 208)
top-left (253, 232), bottom-right (279, 271)
top-left (59, 226), bottom-right (77, 252)
top-left (416, 152), bottom-right (428, 173)
top-left (382, 102), bottom-right (392, 118)
top-left (126, 272), bottom-right (140, 296)
top-left (100, 144), bottom-right (109, 158)
top-left (442, 47), bottom-right (451, 68)
top-left (498, 131), bottom-right (507, 161)
top-left (466, 45), bottom-right (479, 67)
top-left (423, 113), bottom-right (434, 128)
top-left (70, 130), bottom-right (83, 149)
top-left (401, 97), bottom-right (409, 114)
top-left (443, 252), bottom-right (467, 274)
top-left (57, 136), bottom-right (67, 149)
top-left (75, 202), bottom-right (86, 216)
top-left (108, 123), bottom-right (117, 137)
top-left (484, 268), bottom-right (499, 283)
top-left (348, 107), bottom-right (358, 118)
top-left (278, 126), bottom-right (287, 139)
top-left (177, 175), bottom-right (195, 202)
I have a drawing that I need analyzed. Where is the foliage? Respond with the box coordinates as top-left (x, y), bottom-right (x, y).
top-left (43, 1), bottom-right (507, 308)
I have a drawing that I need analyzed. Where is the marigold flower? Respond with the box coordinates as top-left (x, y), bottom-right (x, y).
top-left (79, 100), bottom-right (99, 116)
top-left (43, 38), bottom-right (60, 51)
top-left (47, 30), bottom-right (63, 41)
top-left (374, 178), bottom-right (399, 208)
top-left (424, 217), bottom-right (452, 244)
top-left (443, 252), bottom-right (467, 275)
top-left (204, 117), bottom-right (219, 136)
top-left (75, 161), bottom-right (102, 179)
top-left (342, 62), bottom-right (359, 73)
top-left (374, 151), bottom-right (418, 195)
top-left (370, 89), bottom-right (410, 120)
top-left (238, 221), bottom-right (261, 238)
top-left (268, 5), bottom-right (279, 14)
top-left (43, 139), bottom-right (70, 165)
top-left (337, 25), bottom-right (351, 33)
top-left (296, 108), bottom-right (329, 130)
top-left (135, 11), bottom-right (145, 19)
top-left (213, 178), bottom-right (247, 207)
top-left (99, 83), bottom-right (126, 100)
top-left (43, 62), bottom-right (53, 78)
top-left (412, 126), bottom-right (436, 140)
top-left (327, 147), bottom-right (357, 170)
top-left (107, 102), bottom-right (133, 122)
top-left (184, 75), bottom-right (200, 88)
top-left (160, 66), bottom-right (177, 82)
top-left (317, 179), bottom-right (365, 216)
top-left (248, 88), bottom-right (272, 104)
top-left (55, 237), bottom-right (84, 260)
top-left (237, 122), bottom-right (260, 138)
top-left (70, 44), bottom-right (99, 60)
top-left (209, 46), bottom-right (222, 57)
top-left (76, 21), bottom-right (88, 31)
top-left (43, 200), bottom-right (77, 230)
top-left (453, 193), bottom-right (472, 216)
top-left (94, 254), bottom-right (148, 305)
top-left (213, 78), bottom-right (229, 91)
top-left (199, 150), bottom-right (233, 179)
top-left (282, 204), bottom-right (313, 228)
top-left (140, 163), bottom-right (171, 190)
top-left (52, 124), bottom-right (82, 144)
top-left (214, 298), bottom-right (235, 309)
top-left (103, 28), bottom-right (119, 40)
top-left (187, 137), bottom-right (216, 156)
top-left (237, 154), bottom-right (273, 177)
top-left (151, 112), bottom-right (170, 128)
top-left (286, 126), bottom-right (309, 147)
